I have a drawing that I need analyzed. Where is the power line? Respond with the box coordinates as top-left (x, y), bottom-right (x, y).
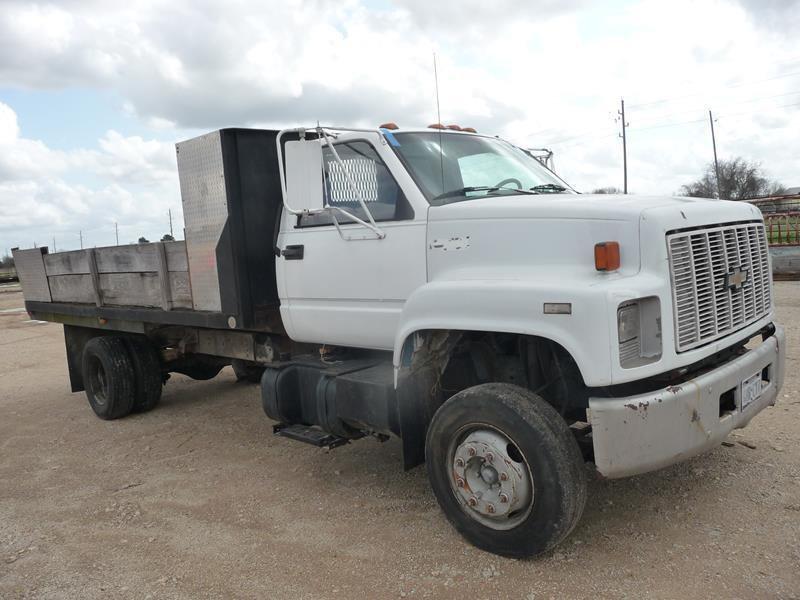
top-left (628, 69), bottom-right (800, 109)
top-left (717, 100), bottom-right (800, 120)
top-left (630, 117), bottom-right (707, 132)
top-left (629, 89), bottom-right (800, 126)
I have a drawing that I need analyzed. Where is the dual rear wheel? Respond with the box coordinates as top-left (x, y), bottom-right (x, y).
top-left (82, 335), bottom-right (162, 420)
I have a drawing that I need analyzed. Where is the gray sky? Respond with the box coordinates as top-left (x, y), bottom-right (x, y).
top-left (1, 0), bottom-right (798, 252)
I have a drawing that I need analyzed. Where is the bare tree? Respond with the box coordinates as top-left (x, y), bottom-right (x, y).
top-left (680, 157), bottom-right (785, 200)
top-left (592, 187), bottom-right (623, 194)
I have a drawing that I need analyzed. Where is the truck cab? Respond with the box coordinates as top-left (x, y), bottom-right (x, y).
top-left (273, 124), bottom-right (785, 554)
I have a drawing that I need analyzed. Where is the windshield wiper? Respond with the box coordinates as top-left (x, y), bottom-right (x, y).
top-left (432, 186), bottom-right (537, 201)
top-left (529, 183), bottom-right (567, 193)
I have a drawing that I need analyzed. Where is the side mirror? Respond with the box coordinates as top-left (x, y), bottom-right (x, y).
top-left (284, 138), bottom-right (324, 213)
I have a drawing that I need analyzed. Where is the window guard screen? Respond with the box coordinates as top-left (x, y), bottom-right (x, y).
top-left (298, 140), bottom-right (412, 227)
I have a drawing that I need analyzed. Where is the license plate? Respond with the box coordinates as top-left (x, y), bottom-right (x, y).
top-left (741, 372), bottom-right (764, 411)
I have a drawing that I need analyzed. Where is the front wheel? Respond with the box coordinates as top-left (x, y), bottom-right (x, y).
top-left (425, 383), bottom-right (587, 558)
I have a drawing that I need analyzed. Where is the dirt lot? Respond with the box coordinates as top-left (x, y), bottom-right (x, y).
top-left (1, 282), bottom-right (798, 599)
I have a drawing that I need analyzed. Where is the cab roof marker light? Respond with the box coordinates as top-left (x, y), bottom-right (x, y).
top-left (595, 241), bottom-right (621, 272)
top-left (378, 122), bottom-right (399, 130)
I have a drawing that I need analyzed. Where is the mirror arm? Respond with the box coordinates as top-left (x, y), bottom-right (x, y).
top-left (318, 127), bottom-right (384, 236)
top-left (328, 207), bottom-right (386, 240)
top-left (275, 126), bottom-right (386, 239)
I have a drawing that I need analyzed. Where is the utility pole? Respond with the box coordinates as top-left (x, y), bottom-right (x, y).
top-left (79, 230), bottom-right (83, 249)
top-left (618, 98), bottom-right (629, 194)
top-left (709, 110), bottom-right (722, 199)
top-left (52, 237), bottom-right (56, 252)
top-left (168, 209), bottom-right (174, 238)
top-left (115, 222), bottom-right (119, 246)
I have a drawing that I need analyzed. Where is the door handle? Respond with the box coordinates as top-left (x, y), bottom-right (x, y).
top-left (280, 244), bottom-right (304, 260)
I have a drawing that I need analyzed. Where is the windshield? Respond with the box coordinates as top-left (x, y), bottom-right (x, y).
top-left (390, 132), bottom-right (575, 204)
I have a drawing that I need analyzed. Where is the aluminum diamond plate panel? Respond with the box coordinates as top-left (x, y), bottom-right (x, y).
top-left (12, 247), bottom-right (52, 302)
top-left (176, 131), bottom-right (228, 312)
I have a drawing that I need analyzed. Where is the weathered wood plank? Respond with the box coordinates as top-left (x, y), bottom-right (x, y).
top-left (165, 241), bottom-right (188, 272)
top-left (87, 248), bottom-right (103, 307)
top-left (98, 272), bottom-right (161, 307)
top-left (44, 250), bottom-right (90, 276)
top-left (49, 271), bottom-right (193, 308)
top-left (169, 272), bottom-right (193, 309)
top-left (12, 247), bottom-right (52, 302)
top-left (95, 244), bottom-right (159, 273)
top-left (49, 274), bottom-right (95, 303)
top-left (45, 242), bottom-right (188, 276)
top-left (156, 243), bottom-right (171, 311)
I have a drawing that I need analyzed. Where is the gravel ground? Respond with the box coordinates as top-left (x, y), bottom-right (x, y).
top-left (1, 282), bottom-right (798, 599)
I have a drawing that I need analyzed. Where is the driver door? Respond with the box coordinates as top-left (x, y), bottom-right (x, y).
top-left (276, 135), bottom-right (427, 350)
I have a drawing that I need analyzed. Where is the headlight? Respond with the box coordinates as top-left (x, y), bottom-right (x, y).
top-left (617, 303), bottom-right (640, 343)
top-left (617, 297), bottom-right (662, 368)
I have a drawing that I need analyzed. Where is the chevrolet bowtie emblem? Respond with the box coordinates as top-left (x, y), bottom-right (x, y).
top-left (725, 266), bottom-right (748, 291)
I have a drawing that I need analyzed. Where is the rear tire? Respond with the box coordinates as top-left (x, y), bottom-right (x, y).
top-left (425, 383), bottom-right (587, 558)
top-left (81, 336), bottom-right (136, 420)
top-left (231, 359), bottom-right (265, 384)
top-left (122, 336), bottom-right (163, 412)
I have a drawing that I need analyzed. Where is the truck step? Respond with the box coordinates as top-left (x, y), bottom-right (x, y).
top-left (272, 423), bottom-right (350, 449)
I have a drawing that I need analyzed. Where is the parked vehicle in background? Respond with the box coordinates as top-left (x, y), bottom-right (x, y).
top-left (13, 123), bottom-right (785, 557)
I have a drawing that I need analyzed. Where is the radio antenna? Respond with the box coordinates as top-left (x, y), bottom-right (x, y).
top-left (433, 52), bottom-right (444, 194)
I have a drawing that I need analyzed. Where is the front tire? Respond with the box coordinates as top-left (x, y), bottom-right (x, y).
top-left (81, 336), bottom-right (136, 420)
top-left (425, 383), bottom-right (587, 558)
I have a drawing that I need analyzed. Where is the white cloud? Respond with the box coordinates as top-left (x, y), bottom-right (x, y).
top-left (0, 102), bottom-right (180, 251)
top-left (0, 102), bottom-right (20, 144)
top-left (0, 0), bottom-right (799, 252)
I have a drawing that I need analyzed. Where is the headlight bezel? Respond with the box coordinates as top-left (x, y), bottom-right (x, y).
top-left (617, 297), bottom-right (662, 369)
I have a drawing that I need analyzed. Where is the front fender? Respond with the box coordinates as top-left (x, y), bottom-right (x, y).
top-left (392, 279), bottom-right (614, 387)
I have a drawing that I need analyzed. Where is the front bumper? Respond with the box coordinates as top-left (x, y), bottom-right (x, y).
top-left (588, 324), bottom-right (786, 478)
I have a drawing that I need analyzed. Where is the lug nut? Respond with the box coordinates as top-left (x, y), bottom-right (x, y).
top-left (467, 447), bottom-right (476, 457)
top-left (468, 496), bottom-right (478, 507)
top-left (486, 452), bottom-right (494, 463)
top-left (455, 458), bottom-right (464, 467)
top-left (499, 493), bottom-right (509, 504)
top-left (487, 504), bottom-right (495, 514)
top-left (499, 472), bottom-right (508, 481)
top-left (456, 477), bottom-right (465, 488)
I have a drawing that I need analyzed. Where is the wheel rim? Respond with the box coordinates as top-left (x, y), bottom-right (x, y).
top-left (447, 426), bottom-right (534, 530)
top-left (87, 356), bottom-right (109, 407)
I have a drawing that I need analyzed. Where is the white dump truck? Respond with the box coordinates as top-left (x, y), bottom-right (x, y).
top-left (13, 124), bottom-right (785, 558)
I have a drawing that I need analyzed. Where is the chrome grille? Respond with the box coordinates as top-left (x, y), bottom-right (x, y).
top-left (667, 222), bottom-right (771, 352)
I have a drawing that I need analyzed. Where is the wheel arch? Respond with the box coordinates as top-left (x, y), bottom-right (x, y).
top-left (392, 279), bottom-right (608, 387)
top-left (394, 327), bottom-right (589, 471)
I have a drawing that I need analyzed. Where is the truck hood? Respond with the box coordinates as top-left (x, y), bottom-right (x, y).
top-left (427, 193), bottom-right (743, 223)
top-left (425, 193), bottom-right (764, 281)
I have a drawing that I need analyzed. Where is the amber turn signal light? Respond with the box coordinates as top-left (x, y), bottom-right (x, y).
top-left (595, 241), bottom-right (620, 271)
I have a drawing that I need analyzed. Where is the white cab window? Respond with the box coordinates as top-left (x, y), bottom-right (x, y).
top-left (299, 140), bottom-right (413, 227)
